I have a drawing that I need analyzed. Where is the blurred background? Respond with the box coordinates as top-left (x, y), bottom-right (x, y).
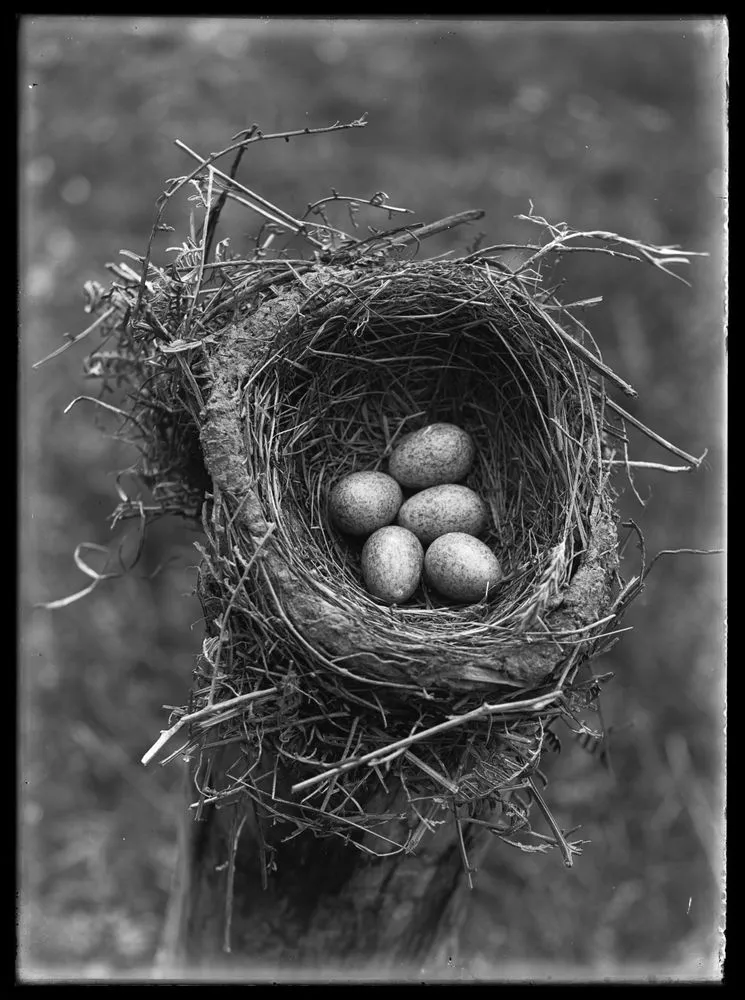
top-left (19, 17), bottom-right (726, 982)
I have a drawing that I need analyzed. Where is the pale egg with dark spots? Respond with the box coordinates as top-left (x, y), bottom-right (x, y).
top-left (396, 484), bottom-right (488, 545)
top-left (424, 532), bottom-right (502, 603)
top-left (388, 423), bottom-right (475, 489)
top-left (329, 471), bottom-right (403, 536)
top-left (361, 525), bottom-right (424, 605)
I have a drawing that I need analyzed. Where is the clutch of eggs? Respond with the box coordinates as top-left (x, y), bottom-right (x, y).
top-left (328, 422), bottom-right (502, 605)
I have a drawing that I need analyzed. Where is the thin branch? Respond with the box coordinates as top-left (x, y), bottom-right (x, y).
top-left (387, 210), bottom-right (485, 248)
top-left (62, 395), bottom-right (148, 435)
top-left (291, 690), bottom-right (562, 795)
top-left (606, 399), bottom-right (706, 467)
top-left (643, 547), bottom-right (724, 582)
top-left (228, 115), bottom-right (369, 146)
top-left (531, 306), bottom-right (638, 399)
top-left (527, 776), bottom-right (578, 868)
top-left (223, 808), bottom-right (248, 954)
top-left (303, 190), bottom-right (413, 220)
top-left (32, 307), bottom-right (116, 369)
top-left (514, 214), bottom-right (708, 286)
top-left (141, 688), bottom-right (278, 766)
top-left (602, 459), bottom-right (696, 473)
top-left (454, 811), bottom-right (476, 890)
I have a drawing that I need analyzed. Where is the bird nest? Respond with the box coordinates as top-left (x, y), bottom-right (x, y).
top-left (50, 122), bottom-right (704, 869)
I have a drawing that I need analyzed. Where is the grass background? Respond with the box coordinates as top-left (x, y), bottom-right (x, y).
top-left (19, 16), bottom-right (726, 982)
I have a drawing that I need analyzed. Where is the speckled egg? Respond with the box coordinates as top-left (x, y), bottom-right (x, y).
top-left (329, 471), bottom-right (403, 536)
top-left (424, 532), bottom-right (502, 603)
top-left (388, 423), bottom-right (475, 489)
top-left (361, 526), bottom-right (424, 605)
top-left (396, 484), bottom-right (489, 546)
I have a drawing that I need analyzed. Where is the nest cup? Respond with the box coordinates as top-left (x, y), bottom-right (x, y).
top-left (200, 259), bottom-right (618, 695)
